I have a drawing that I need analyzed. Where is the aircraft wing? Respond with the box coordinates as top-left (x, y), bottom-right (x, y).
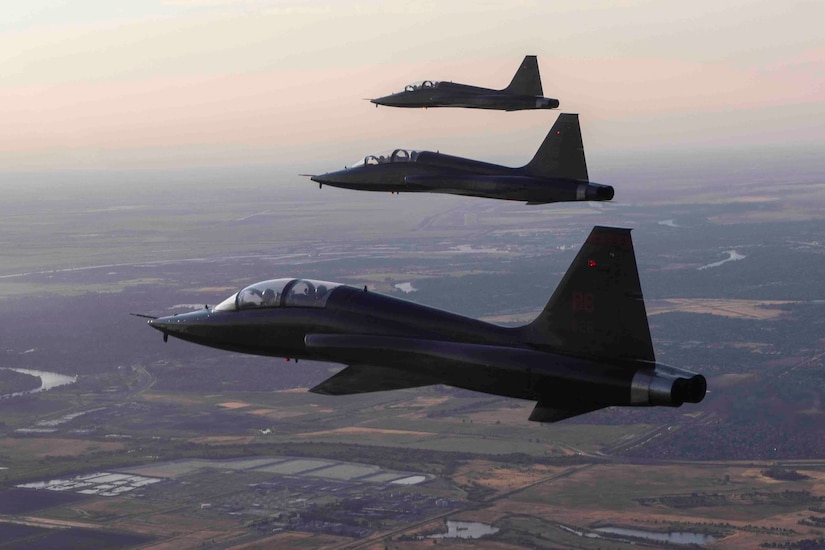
top-left (305, 334), bottom-right (610, 422)
top-left (405, 174), bottom-right (538, 191)
top-left (309, 364), bottom-right (444, 395)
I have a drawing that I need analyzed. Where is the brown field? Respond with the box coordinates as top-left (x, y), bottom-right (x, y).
top-left (463, 403), bottom-right (536, 425)
top-left (298, 426), bottom-right (435, 438)
top-left (0, 437), bottom-right (124, 458)
top-left (4, 516), bottom-right (98, 529)
top-left (236, 531), bottom-right (346, 549)
top-left (647, 299), bottom-right (794, 320)
top-left (218, 401), bottom-right (250, 409)
top-left (62, 497), bottom-right (158, 521)
top-left (117, 513), bottom-right (241, 541)
top-left (245, 407), bottom-right (307, 419)
top-left (388, 395), bottom-right (451, 409)
top-left (483, 299), bottom-right (795, 325)
top-left (714, 373), bottom-right (759, 388)
top-left (193, 286), bottom-right (237, 293)
top-left (453, 461), bottom-right (558, 496)
top-left (187, 435), bottom-right (255, 446)
top-left (448, 461), bottom-right (825, 549)
top-left (141, 392), bottom-right (205, 406)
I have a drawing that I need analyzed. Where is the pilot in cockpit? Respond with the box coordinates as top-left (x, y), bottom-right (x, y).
top-left (262, 288), bottom-right (278, 306)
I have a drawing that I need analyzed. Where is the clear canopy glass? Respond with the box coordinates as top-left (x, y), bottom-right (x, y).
top-left (352, 148), bottom-right (419, 168)
top-left (213, 278), bottom-right (342, 312)
top-left (403, 80), bottom-right (439, 92)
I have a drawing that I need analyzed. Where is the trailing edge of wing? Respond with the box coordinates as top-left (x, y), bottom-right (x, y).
top-left (529, 402), bottom-right (606, 422)
top-left (309, 364), bottom-right (443, 395)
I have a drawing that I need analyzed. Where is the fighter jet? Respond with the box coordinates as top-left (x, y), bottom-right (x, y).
top-left (145, 227), bottom-right (706, 422)
top-left (371, 55), bottom-right (559, 111)
top-left (309, 114), bottom-right (613, 205)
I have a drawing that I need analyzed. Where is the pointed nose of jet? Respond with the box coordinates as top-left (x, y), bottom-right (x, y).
top-left (147, 309), bottom-right (212, 340)
top-left (370, 94), bottom-right (411, 108)
top-left (311, 169), bottom-right (357, 189)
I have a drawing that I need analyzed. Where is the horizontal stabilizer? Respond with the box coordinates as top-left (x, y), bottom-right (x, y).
top-left (309, 364), bottom-right (443, 395)
top-left (528, 402), bottom-right (606, 423)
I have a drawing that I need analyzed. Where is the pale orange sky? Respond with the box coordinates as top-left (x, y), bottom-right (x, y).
top-left (1, 0), bottom-right (823, 171)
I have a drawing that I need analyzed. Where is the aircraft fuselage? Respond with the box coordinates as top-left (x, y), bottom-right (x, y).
top-left (371, 82), bottom-right (559, 111)
top-left (149, 282), bottom-right (704, 417)
top-left (311, 151), bottom-right (613, 204)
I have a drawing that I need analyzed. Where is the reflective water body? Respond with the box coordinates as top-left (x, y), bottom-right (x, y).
top-left (698, 250), bottom-right (746, 270)
top-left (595, 526), bottom-right (718, 545)
top-left (429, 521), bottom-right (499, 539)
top-left (0, 367), bottom-right (77, 398)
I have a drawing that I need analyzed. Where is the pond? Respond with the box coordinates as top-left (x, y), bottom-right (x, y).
top-left (595, 526), bottom-right (718, 545)
top-left (429, 521), bottom-right (499, 540)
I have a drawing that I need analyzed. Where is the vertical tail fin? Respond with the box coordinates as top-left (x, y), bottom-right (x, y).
top-left (504, 55), bottom-right (543, 96)
top-left (523, 114), bottom-right (588, 181)
top-left (521, 226), bottom-right (655, 362)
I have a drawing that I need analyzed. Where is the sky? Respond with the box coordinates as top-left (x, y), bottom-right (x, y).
top-left (0, 0), bottom-right (823, 172)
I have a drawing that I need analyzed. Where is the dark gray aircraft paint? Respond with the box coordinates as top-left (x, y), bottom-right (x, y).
top-left (147, 227), bottom-right (706, 422)
top-left (309, 113), bottom-right (614, 205)
top-left (371, 55), bottom-right (559, 111)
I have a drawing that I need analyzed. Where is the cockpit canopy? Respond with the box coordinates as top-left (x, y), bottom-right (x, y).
top-left (213, 278), bottom-right (342, 312)
top-left (404, 80), bottom-right (439, 92)
top-left (352, 148), bottom-right (419, 168)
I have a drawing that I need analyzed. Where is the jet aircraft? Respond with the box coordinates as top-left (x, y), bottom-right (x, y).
top-left (371, 55), bottom-right (559, 111)
top-left (309, 113), bottom-right (613, 205)
top-left (145, 226), bottom-right (706, 422)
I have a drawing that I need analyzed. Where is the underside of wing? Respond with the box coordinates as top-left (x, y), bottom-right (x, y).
top-left (304, 334), bottom-right (615, 422)
top-left (309, 364), bottom-right (444, 396)
top-left (529, 402), bottom-right (606, 422)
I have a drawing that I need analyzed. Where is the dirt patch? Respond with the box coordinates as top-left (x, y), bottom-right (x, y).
top-left (141, 392), bottom-right (204, 406)
top-left (188, 436), bottom-right (255, 446)
top-left (246, 408), bottom-right (306, 419)
top-left (453, 460), bottom-right (556, 495)
top-left (648, 299), bottom-right (793, 320)
top-left (232, 531), bottom-right (343, 550)
top-left (116, 513), bottom-right (239, 540)
top-left (217, 401), bottom-right (250, 409)
top-left (298, 427), bottom-right (434, 438)
top-left (465, 403), bottom-right (535, 425)
top-left (715, 373), bottom-right (759, 388)
top-left (388, 396), bottom-right (450, 409)
top-left (0, 438), bottom-right (124, 458)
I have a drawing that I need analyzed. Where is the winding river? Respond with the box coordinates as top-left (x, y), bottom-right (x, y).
top-left (0, 368), bottom-right (77, 398)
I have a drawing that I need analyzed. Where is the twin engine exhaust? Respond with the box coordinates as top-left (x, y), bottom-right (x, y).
top-left (632, 366), bottom-right (707, 407)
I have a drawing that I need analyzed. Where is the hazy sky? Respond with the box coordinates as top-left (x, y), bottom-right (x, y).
top-left (1, 0), bottom-right (823, 171)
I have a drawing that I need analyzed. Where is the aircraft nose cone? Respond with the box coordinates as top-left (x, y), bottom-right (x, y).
top-left (147, 317), bottom-right (168, 332)
top-left (147, 310), bottom-right (211, 339)
top-left (147, 316), bottom-right (183, 339)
